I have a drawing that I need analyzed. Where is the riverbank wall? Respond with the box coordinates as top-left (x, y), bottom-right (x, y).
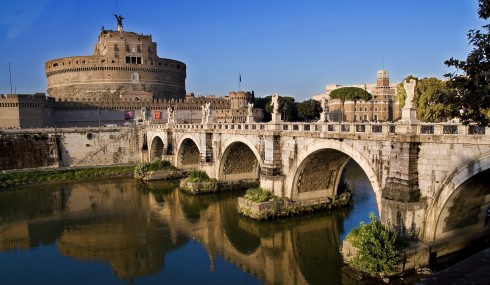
top-left (0, 127), bottom-right (142, 171)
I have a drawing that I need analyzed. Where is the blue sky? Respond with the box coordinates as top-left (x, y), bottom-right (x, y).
top-left (0, 0), bottom-right (484, 101)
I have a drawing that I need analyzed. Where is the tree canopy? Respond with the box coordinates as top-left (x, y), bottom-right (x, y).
top-left (329, 87), bottom-right (372, 102)
top-left (397, 76), bottom-right (455, 122)
top-left (296, 99), bottom-right (321, 121)
top-left (442, 0), bottom-right (490, 125)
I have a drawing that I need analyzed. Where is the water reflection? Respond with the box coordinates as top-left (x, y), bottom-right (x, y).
top-left (0, 161), bottom-right (377, 284)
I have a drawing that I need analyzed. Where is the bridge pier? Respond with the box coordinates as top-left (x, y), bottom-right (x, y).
top-left (260, 134), bottom-right (284, 197)
top-left (381, 141), bottom-right (426, 240)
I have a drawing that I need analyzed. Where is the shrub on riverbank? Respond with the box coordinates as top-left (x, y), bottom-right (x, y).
top-left (244, 187), bottom-right (272, 203)
top-left (185, 170), bottom-right (212, 183)
top-left (0, 165), bottom-right (135, 190)
top-left (346, 212), bottom-right (400, 277)
top-left (134, 160), bottom-right (174, 179)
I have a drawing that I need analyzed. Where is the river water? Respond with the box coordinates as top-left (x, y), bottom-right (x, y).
top-left (0, 161), bottom-right (377, 285)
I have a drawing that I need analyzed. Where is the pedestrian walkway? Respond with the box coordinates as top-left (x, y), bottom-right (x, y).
top-left (416, 247), bottom-right (490, 284)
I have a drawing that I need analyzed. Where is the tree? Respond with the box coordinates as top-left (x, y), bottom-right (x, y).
top-left (397, 76), bottom-right (455, 122)
top-left (329, 87), bottom-right (372, 121)
top-left (296, 99), bottom-right (321, 121)
top-left (348, 213), bottom-right (400, 278)
top-left (253, 97), bottom-right (271, 121)
top-left (443, 0), bottom-right (490, 125)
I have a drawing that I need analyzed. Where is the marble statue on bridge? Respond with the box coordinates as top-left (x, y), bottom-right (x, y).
top-left (270, 93), bottom-right (279, 114)
top-left (401, 78), bottom-right (418, 123)
top-left (403, 79), bottom-right (416, 109)
top-left (167, 107), bottom-right (176, 124)
top-left (270, 93), bottom-right (282, 123)
top-left (201, 102), bottom-right (211, 123)
top-left (318, 96), bottom-right (329, 123)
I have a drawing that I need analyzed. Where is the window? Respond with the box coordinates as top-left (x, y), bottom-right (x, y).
top-left (114, 44), bottom-right (119, 51)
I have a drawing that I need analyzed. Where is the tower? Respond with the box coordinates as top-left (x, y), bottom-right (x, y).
top-left (376, 70), bottom-right (390, 87)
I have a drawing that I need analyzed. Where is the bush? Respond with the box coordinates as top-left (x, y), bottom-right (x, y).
top-left (244, 187), bottom-right (272, 203)
top-left (347, 213), bottom-right (400, 277)
top-left (147, 160), bottom-right (171, 171)
top-left (186, 170), bottom-right (210, 182)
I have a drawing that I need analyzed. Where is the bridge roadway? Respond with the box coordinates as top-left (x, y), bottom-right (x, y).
top-left (144, 121), bottom-right (490, 251)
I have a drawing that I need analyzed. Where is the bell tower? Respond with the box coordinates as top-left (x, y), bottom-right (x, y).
top-left (376, 70), bottom-right (390, 87)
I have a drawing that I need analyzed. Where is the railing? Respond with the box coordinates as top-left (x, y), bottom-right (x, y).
top-left (145, 121), bottom-right (489, 137)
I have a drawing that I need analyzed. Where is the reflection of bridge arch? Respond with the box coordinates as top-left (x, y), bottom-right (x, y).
top-left (176, 135), bottom-right (200, 169)
top-left (291, 213), bottom-right (344, 285)
top-left (424, 154), bottom-right (490, 242)
top-left (149, 135), bottom-right (165, 162)
top-left (286, 140), bottom-right (381, 210)
top-left (218, 137), bottom-right (262, 182)
top-left (220, 196), bottom-right (261, 254)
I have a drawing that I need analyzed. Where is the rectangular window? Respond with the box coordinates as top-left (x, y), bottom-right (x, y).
top-left (114, 44), bottom-right (119, 51)
top-left (137, 57), bottom-right (141, 64)
top-left (126, 57), bottom-right (130, 63)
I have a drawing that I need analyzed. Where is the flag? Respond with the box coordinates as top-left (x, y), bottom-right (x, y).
top-left (239, 73), bottom-right (241, 83)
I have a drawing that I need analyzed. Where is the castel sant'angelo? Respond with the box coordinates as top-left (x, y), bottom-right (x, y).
top-left (0, 15), bottom-right (262, 128)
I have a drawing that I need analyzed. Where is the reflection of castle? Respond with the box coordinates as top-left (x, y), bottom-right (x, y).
top-left (0, 179), bottom-right (347, 283)
top-left (0, 16), bottom-right (262, 128)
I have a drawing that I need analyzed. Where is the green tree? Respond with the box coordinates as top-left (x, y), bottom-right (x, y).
top-left (348, 213), bottom-right (400, 278)
top-left (296, 99), bottom-right (321, 121)
top-left (253, 97), bottom-right (270, 121)
top-left (329, 87), bottom-right (372, 121)
top-left (443, 0), bottom-right (490, 125)
top-left (397, 76), bottom-right (454, 122)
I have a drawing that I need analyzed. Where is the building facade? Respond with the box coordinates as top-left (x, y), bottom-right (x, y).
top-left (314, 70), bottom-right (401, 122)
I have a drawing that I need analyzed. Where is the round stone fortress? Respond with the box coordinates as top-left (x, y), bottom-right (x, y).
top-left (45, 17), bottom-right (186, 100)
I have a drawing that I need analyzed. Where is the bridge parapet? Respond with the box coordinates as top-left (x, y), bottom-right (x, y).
top-left (145, 122), bottom-right (489, 141)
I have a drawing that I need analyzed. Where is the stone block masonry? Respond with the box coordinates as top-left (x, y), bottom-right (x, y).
top-left (0, 127), bottom-right (141, 170)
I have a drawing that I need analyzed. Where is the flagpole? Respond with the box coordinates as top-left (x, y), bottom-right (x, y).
top-left (9, 62), bottom-right (13, 94)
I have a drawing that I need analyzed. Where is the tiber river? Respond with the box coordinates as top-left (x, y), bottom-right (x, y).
top-left (0, 161), bottom-right (378, 285)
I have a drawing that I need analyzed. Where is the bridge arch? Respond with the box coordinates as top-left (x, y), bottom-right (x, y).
top-left (424, 153), bottom-right (490, 242)
top-left (217, 136), bottom-right (262, 182)
top-left (149, 135), bottom-right (165, 162)
top-left (175, 135), bottom-right (201, 169)
top-left (285, 140), bottom-right (382, 211)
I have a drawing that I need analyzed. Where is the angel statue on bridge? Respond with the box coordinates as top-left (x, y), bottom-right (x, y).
top-left (270, 93), bottom-right (279, 114)
top-left (247, 102), bottom-right (254, 116)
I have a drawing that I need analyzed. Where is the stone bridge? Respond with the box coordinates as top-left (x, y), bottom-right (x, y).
top-left (143, 121), bottom-right (490, 248)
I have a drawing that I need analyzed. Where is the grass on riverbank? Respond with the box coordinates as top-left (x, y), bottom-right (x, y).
top-left (0, 165), bottom-right (136, 190)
